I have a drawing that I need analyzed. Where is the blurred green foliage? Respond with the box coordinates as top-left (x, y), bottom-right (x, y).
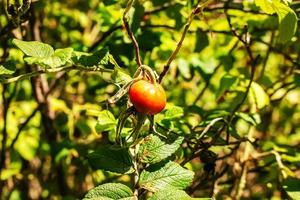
top-left (0, 0), bottom-right (300, 199)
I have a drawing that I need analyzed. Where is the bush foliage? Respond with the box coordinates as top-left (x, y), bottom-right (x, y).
top-left (0, 0), bottom-right (300, 199)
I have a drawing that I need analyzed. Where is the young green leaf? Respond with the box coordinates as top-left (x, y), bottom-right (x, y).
top-left (25, 48), bottom-right (73, 68)
top-left (87, 146), bottom-right (133, 174)
top-left (139, 161), bottom-right (194, 192)
top-left (13, 39), bottom-right (54, 58)
top-left (83, 183), bottom-right (135, 200)
top-left (95, 110), bottom-right (117, 133)
top-left (138, 134), bottom-right (184, 164)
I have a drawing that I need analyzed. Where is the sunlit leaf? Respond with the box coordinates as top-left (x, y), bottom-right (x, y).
top-left (25, 48), bottom-right (73, 68)
top-left (83, 183), bottom-right (135, 200)
top-left (138, 134), bottom-right (184, 164)
top-left (255, 0), bottom-right (297, 42)
top-left (13, 39), bottom-right (54, 57)
top-left (95, 110), bottom-right (117, 133)
top-left (139, 161), bottom-right (194, 192)
top-left (249, 82), bottom-right (270, 109)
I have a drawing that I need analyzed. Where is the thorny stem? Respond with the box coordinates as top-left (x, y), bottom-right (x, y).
top-left (123, 0), bottom-right (142, 67)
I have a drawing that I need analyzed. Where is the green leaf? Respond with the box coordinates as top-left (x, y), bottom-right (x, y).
top-left (73, 48), bottom-right (110, 67)
top-left (13, 39), bottom-right (54, 58)
top-left (111, 65), bottom-right (132, 85)
top-left (254, 0), bottom-right (297, 43)
top-left (177, 58), bottom-right (191, 79)
top-left (216, 74), bottom-right (238, 99)
top-left (194, 29), bottom-right (209, 53)
top-left (95, 110), bottom-right (117, 133)
top-left (163, 106), bottom-right (184, 120)
top-left (149, 189), bottom-right (210, 200)
top-left (0, 61), bottom-right (16, 75)
top-left (25, 48), bottom-right (73, 68)
top-left (219, 55), bottom-right (235, 72)
top-left (277, 5), bottom-right (297, 43)
top-left (255, 0), bottom-right (277, 14)
top-left (249, 82), bottom-right (269, 109)
top-left (139, 161), bottom-right (194, 192)
top-left (87, 146), bottom-right (134, 174)
top-left (236, 112), bottom-right (261, 126)
top-left (83, 183), bottom-right (135, 200)
top-left (282, 177), bottom-right (300, 200)
top-left (14, 129), bottom-right (40, 161)
top-left (138, 134), bottom-right (184, 164)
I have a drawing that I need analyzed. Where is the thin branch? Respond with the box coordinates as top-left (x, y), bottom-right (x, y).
top-left (225, 10), bottom-right (258, 122)
top-left (158, 1), bottom-right (205, 83)
top-left (254, 39), bottom-right (300, 68)
top-left (122, 0), bottom-right (142, 67)
top-left (197, 117), bottom-right (224, 140)
top-left (204, 3), bottom-right (267, 15)
top-left (89, 22), bottom-right (122, 52)
top-left (1, 65), bottom-right (114, 84)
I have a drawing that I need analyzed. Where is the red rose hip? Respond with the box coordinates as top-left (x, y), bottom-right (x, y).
top-left (129, 80), bottom-right (166, 115)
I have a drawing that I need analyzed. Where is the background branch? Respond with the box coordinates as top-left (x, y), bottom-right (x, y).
top-left (158, 2), bottom-right (204, 83)
top-left (122, 0), bottom-right (142, 67)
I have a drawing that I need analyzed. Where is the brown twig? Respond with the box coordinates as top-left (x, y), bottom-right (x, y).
top-left (225, 10), bottom-right (259, 122)
top-left (89, 22), bottom-right (122, 52)
top-left (158, 1), bottom-right (205, 83)
top-left (122, 0), bottom-right (142, 67)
